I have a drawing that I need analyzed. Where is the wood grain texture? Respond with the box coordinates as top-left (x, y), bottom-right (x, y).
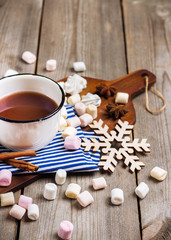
top-left (19, 0), bottom-right (141, 239)
top-left (0, 0), bottom-right (42, 239)
top-left (123, 0), bottom-right (171, 230)
top-left (37, 0), bottom-right (127, 80)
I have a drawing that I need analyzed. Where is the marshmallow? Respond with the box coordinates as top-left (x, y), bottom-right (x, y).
top-left (67, 116), bottom-right (81, 128)
top-left (65, 183), bottom-right (81, 199)
top-left (92, 177), bottom-right (107, 190)
top-left (65, 74), bottom-right (87, 95)
top-left (74, 102), bottom-right (86, 116)
top-left (59, 116), bottom-right (67, 131)
top-left (62, 127), bottom-right (77, 139)
top-left (64, 136), bottom-right (81, 150)
top-left (79, 113), bottom-right (93, 127)
top-left (4, 69), bottom-right (18, 77)
top-left (43, 183), bottom-right (57, 200)
top-left (86, 104), bottom-right (97, 119)
top-left (73, 61), bottom-right (86, 72)
top-left (22, 51), bottom-right (36, 64)
top-left (68, 94), bottom-right (81, 105)
top-left (9, 204), bottom-right (26, 220)
top-left (18, 195), bottom-right (33, 210)
top-left (115, 92), bottom-right (129, 104)
top-left (81, 93), bottom-right (101, 107)
top-left (135, 182), bottom-right (149, 199)
top-left (1, 192), bottom-right (15, 207)
top-left (46, 59), bottom-right (56, 71)
top-left (150, 166), bottom-right (167, 181)
top-left (61, 107), bottom-right (67, 119)
top-left (111, 188), bottom-right (124, 205)
top-left (0, 169), bottom-right (12, 186)
top-left (55, 169), bottom-right (67, 185)
top-left (77, 191), bottom-right (94, 207)
top-left (58, 220), bottom-right (74, 240)
top-left (28, 204), bottom-right (39, 221)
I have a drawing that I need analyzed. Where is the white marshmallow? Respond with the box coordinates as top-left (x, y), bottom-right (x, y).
top-left (81, 93), bottom-right (101, 107)
top-left (59, 116), bottom-right (67, 131)
top-left (150, 167), bottom-right (167, 181)
top-left (46, 59), bottom-right (56, 71)
top-left (61, 107), bottom-right (67, 119)
top-left (62, 127), bottom-right (77, 139)
top-left (65, 74), bottom-right (87, 95)
top-left (86, 104), bottom-right (97, 119)
top-left (9, 204), bottom-right (26, 220)
top-left (67, 116), bottom-right (81, 128)
top-left (74, 102), bottom-right (86, 116)
top-left (135, 182), bottom-right (149, 199)
top-left (1, 192), bottom-right (15, 207)
top-left (79, 113), bottom-right (93, 127)
top-left (65, 183), bottom-right (81, 199)
top-left (77, 191), bottom-right (94, 207)
top-left (115, 92), bottom-right (129, 104)
top-left (43, 183), bottom-right (57, 200)
top-left (22, 51), bottom-right (36, 64)
top-left (68, 94), bottom-right (81, 105)
top-left (92, 177), bottom-right (107, 190)
top-left (73, 61), bottom-right (86, 72)
top-left (4, 69), bottom-right (18, 77)
top-left (111, 188), bottom-right (124, 205)
top-left (28, 204), bottom-right (39, 220)
top-left (55, 169), bottom-right (67, 185)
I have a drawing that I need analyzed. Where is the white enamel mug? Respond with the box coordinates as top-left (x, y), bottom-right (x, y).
top-left (0, 74), bottom-right (65, 151)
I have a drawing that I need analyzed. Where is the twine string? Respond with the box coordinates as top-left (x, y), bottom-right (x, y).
top-left (145, 75), bottom-right (167, 114)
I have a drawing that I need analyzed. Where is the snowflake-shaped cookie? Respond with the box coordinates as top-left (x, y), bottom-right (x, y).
top-left (81, 119), bottom-right (150, 173)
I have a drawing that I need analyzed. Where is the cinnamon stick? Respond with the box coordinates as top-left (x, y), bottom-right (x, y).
top-left (0, 150), bottom-right (36, 160)
top-left (3, 159), bottom-right (39, 172)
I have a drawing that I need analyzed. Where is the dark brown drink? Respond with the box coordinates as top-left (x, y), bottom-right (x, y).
top-left (0, 91), bottom-right (58, 121)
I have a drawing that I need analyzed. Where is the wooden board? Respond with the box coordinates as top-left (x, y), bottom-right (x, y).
top-left (59, 69), bottom-right (156, 131)
top-left (19, 1), bottom-right (141, 240)
top-left (123, 0), bottom-right (171, 232)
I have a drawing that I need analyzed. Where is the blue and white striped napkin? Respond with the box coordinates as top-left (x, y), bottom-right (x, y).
top-left (0, 105), bottom-right (100, 174)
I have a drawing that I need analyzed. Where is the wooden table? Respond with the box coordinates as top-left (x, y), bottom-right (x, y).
top-left (0, 0), bottom-right (170, 239)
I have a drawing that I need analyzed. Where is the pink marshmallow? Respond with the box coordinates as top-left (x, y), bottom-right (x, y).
top-left (67, 116), bottom-right (81, 128)
top-left (18, 195), bottom-right (33, 210)
top-left (92, 177), bottom-right (107, 190)
top-left (46, 59), bottom-right (56, 71)
top-left (79, 113), bottom-right (93, 127)
top-left (77, 191), bottom-right (94, 207)
top-left (74, 102), bottom-right (86, 116)
top-left (9, 204), bottom-right (26, 220)
top-left (0, 169), bottom-right (12, 186)
top-left (64, 136), bottom-right (81, 150)
top-left (58, 220), bottom-right (74, 240)
top-left (22, 51), bottom-right (36, 64)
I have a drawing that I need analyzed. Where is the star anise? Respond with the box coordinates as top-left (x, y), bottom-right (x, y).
top-left (96, 83), bottom-right (116, 99)
top-left (106, 103), bottom-right (128, 120)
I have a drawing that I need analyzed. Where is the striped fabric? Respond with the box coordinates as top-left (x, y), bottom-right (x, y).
top-left (0, 105), bottom-right (100, 174)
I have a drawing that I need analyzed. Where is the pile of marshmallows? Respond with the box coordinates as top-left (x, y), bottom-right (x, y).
top-left (59, 99), bottom-right (97, 150)
top-left (4, 50), bottom-right (86, 77)
top-left (0, 166), bottom-right (167, 240)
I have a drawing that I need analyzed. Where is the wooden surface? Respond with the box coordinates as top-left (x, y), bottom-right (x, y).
top-left (0, 0), bottom-right (170, 240)
top-left (0, 69), bottom-right (156, 194)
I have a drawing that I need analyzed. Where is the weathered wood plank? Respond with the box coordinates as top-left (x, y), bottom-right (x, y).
top-left (123, 0), bottom-right (171, 233)
top-left (0, 0), bottom-right (43, 239)
top-left (19, 0), bottom-right (141, 239)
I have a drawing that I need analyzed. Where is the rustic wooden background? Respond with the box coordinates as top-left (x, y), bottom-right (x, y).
top-left (0, 0), bottom-right (170, 239)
